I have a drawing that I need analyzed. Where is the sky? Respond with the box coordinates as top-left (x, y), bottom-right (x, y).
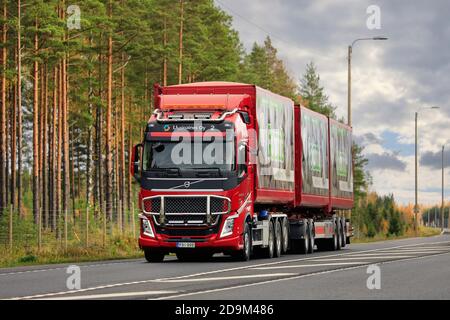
top-left (215, 0), bottom-right (450, 206)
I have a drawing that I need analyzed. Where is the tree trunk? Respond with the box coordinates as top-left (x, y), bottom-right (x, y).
top-left (105, 1), bottom-right (113, 224)
top-left (33, 18), bottom-right (40, 224)
top-left (11, 79), bottom-right (16, 208)
top-left (178, 0), bottom-right (184, 84)
top-left (52, 66), bottom-right (59, 232)
top-left (56, 65), bottom-right (63, 237)
top-left (0, 2), bottom-right (7, 213)
top-left (120, 52), bottom-right (126, 227)
top-left (163, 17), bottom-right (168, 87)
top-left (17, 0), bottom-right (23, 215)
top-left (42, 65), bottom-right (49, 228)
top-left (86, 37), bottom-right (94, 208)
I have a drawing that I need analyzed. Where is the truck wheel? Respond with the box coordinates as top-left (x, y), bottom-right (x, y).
top-left (340, 219), bottom-right (346, 248)
top-left (144, 249), bottom-right (165, 263)
top-left (294, 221), bottom-right (309, 254)
top-left (234, 224), bottom-right (251, 261)
top-left (274, 220), bottom-right (282, 258)
top-left (263, 220), bottom-right (275, 259)
top-left (307, 219), bottom-right (315, 254)
top-left (335, 219), bottom-right (342, 250)
top-left (326, 220), bottom-right (338, 251)
top-left (281, 218), bottom-right (289, 254)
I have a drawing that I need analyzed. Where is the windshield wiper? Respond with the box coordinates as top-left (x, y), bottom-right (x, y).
top-left (194, 167), bottom-right (222, 178)
top-left (150, 167), bottom-right (181, 177)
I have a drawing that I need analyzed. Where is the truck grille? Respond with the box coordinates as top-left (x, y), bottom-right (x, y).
top-left (142, 195), bottom-right (230, 226)
top-left (153, 214), bottom-right (220, 226)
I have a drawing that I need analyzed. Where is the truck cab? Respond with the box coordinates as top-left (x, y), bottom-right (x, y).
top-left (132, 83), bottom-right (258, 262)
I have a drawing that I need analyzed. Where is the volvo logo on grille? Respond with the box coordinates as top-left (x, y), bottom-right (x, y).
top-left (183, 181), bottom-right (191, 188)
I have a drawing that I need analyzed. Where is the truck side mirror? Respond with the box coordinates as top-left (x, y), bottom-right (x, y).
top-left (238, 111), bottom-right (251, 124)
top-left (131, 143), bottom-right (143, 183)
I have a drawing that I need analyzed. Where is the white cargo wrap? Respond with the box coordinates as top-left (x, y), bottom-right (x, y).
top-left (255, 87), bottom-right (295, 191)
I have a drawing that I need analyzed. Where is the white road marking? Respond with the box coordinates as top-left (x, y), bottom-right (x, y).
top-left (156, 273), bottom-right (296, 282)
top-left (40, 290), bottom-right (179, 300)
top-left (0, 260), bottom-right (139, 277)
top-left (311, 256), bottom-right (414, 261)
top-left (7, 239), bottom-right (450, 300)
top-left (375, 249), bottom-right (448, 253)
top-left (251, 262), bottom-right (369, 270)
top-left (157, 251), bottom-right (450, 300)
top-left (349, 251), bottom-right (446, 256)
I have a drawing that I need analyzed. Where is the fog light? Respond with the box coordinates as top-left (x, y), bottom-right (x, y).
top-left (142, 217), bottom-right (155, 238)
top-left (220, 215), bottom-right (237, 238)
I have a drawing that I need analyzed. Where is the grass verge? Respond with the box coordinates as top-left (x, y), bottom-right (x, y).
top-left (352, 226), bottom-right (442, 244)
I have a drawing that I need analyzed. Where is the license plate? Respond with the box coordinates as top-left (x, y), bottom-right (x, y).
top-left (176, 242), bottom-right (196, 248)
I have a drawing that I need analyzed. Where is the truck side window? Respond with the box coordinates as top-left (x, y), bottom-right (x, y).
top-left (238, 143), bottom-right (247, 177)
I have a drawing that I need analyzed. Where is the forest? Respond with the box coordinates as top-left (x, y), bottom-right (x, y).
top-left (0, 0), bottom-right (426, 264)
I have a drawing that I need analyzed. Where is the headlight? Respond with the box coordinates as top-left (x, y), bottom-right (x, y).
top-left (141, 217), bottom-right (155, 238)
top-left (220, 215), bottom-right (238, 238)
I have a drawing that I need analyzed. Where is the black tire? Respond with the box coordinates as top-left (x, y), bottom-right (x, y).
top-left (336, 218), bottom-right (342, 250)
top-left (234, 223), bottom-right (252, 261)
top-left (281, 218), bottom-right (289, 254)
top-left (263, 220), bottom-right (275, 258)
top-left (274, 220), bottom-right (282, 258)
top-left (307, 219), bottom-right (315, 254)
top-left (144, 249), bottom-right (165, 263)
top-left (340, 219), bottom-right (346, 248)
top-left (325, 219), bottom-right (339, 251)
top-left (293, 220), bottom-right (309, 254)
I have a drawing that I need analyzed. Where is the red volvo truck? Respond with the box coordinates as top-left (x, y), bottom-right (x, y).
top-left (131, 82), bottom-right (353, 262)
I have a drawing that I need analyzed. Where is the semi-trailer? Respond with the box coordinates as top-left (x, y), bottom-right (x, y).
top-left (131, 81), bottom-right (354, 262)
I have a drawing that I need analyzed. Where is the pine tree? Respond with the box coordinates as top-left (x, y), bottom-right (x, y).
top-left (298, 62), bottom-right (336, 117)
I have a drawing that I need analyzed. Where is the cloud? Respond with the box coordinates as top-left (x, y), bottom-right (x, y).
top-left (420, 147), bottom-right (450, 170)
top-left (216, 0), bottom-right (450, 204)
top-left (354, 132), bottom-right (383, 146)
top-left (366, 152), bottom-right (407, 171)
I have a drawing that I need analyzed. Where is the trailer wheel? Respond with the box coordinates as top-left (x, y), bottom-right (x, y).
top-left (307, 219), bottom-right (315, 254)
top-left (340, 219), bottom-right (346, 248)
top-left (274, 220), bottom-right (282, 258)
top-left (233, 223), bottom-right (252, 261)
top-left (144, 249), bottom-right (165, 263)
top-left (291, 220), bottom-right (309, 254)
top-left (263, 220), bottom-right (275, 259)
top-left (335, 219), bottom-right (342, 250)
top-left (281, 218), bottom-right (289, 254)
top-left (325, 219), bottom-right (339, 251)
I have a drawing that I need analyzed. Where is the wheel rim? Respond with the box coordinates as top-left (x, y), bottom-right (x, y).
top-left (276, 229), bottom-right (281, 255)
top-left (305, 228), bottom-right (309, 252)
top-left (282, 222), bottom-right (288, 251)
top-left (244, 232), bottom-right (250, 258)
top-left (333, 230), bottom-right (337, 248)
top-left (269, 226), bottom-right (274, 256)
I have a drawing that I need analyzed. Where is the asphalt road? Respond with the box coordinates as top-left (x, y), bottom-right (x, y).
top-left (1, 234), bottom-right (450, 300)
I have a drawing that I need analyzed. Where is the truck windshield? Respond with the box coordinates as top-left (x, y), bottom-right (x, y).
top-left (143, 140), bottom-right (235, 173)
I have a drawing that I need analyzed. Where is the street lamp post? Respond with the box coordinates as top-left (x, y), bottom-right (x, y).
top-left (414, 106), bottom-right (440, 233)
top-left (347, 36), bottom-right (388, 126)
top-left (442, 145), bottom-right (445, 231)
